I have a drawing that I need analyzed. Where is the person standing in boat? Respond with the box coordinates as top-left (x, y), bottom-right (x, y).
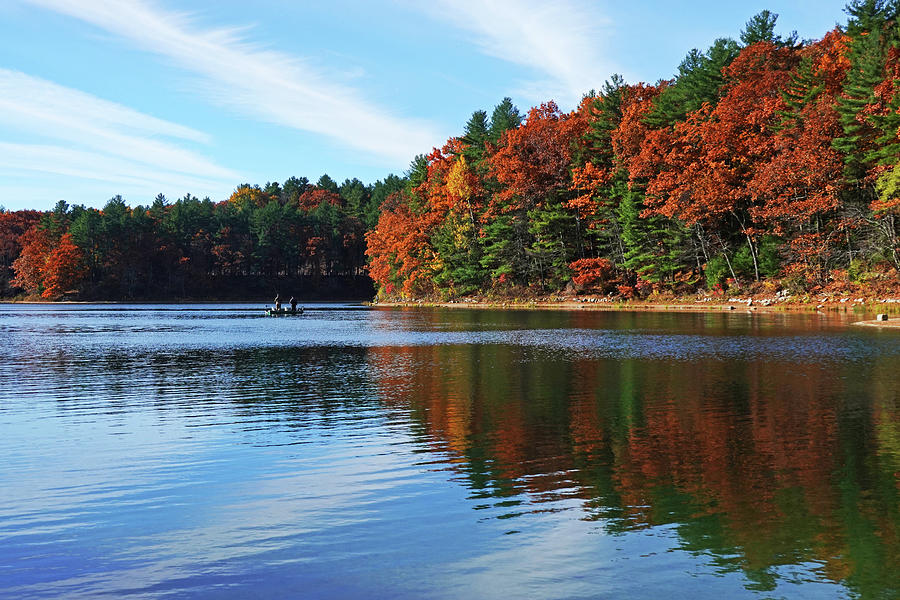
top-left (274, 293), bottom-right (282, 311)
top-left (289, 296), bottom-right (297, 313)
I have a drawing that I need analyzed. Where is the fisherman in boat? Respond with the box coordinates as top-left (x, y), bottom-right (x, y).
top-left (290, 296), bottom-right (297, 313)
top-left (274, 293), bottom-right (282, 311)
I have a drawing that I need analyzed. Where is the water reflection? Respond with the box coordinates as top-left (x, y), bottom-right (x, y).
top-left (365, 313), bottom-right (899, 598)
top-left (0, 305), bottom-right (897, 599)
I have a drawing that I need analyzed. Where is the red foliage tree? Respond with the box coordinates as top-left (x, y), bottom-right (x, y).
top-left (631, 43), bottom-right (800, 280)
top-left (647, 44), bottom-right (800, 226)
top-left (747, 32), bottom-right (851, 279)
top-left (297, 188), bottom-right (344, 212)
top-left (41, 233), bottom-right (87, 299)
top-left (611, 83), bottom-right (669, 183)
top-left (366, 194), bottom-right (437, 298)
top-left (10, 225), bottom-right (52, 295)
top-left (0, 210), bottom-right (42, 292)
top-left (0, 210), bottom-right (41, 266)
top-left (568, 161), bottom-right (611, 219)
top-left (488, 101), bottom-right (589, 214)
top-left (749, 35), bottom-right (848, 226)
top-left (568, 257), bottom-right (618, 292)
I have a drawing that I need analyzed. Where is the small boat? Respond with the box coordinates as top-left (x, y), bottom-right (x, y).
top-left (265, 307), bottom-right (304, 316)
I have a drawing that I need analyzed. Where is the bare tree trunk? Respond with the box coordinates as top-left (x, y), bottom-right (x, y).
top-left (746, 233), bottom-right (760, 282)
top-left (717, 235), bottom-right (738, 283)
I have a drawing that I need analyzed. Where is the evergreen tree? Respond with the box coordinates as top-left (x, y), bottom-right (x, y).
top-left (645, 38), bottom-right (740, 127)
top-left (149, 194), bottom-right (168, 222)
top-left (575, 79), bottom-right (630, 263)
top-left (489, 97), bottom-right (523, 143)
top-left (43, 200), bottom-right (70, 239)
top-left (740, 10), bottom-right (798, 47)
top-left (527, 201), bottom-right (577, 290)
top-left (844, 0), bottom-right (899, 36)
top-left (480, 212), bottom-right (529, 286)
top-left (461, 109), bottom-right (490, 163)
top-left (618, 190), bottom-right (687, 285)
top-left (339, 178), bottom-right (369, 220)
top-left (833, 0), bottom-right (899, 182)
top-left (282, 176), bottom-right (310, 205)
top-left (581, 74), bottom-right (625, 168)
top-left (263, 181), bottom-right (283, 203)
top-left (778, 52), bottom-right (824, 129)
top-left (431, 212), bottom-right (484, 296)
top-left (366, 174), bottom-right (404, 228)
top-left (68, 207), bottom-right (103, 286)
top-left (316, 173), bottom-right (339, 194)
top-left (404, 155), bottom-right (429, 211)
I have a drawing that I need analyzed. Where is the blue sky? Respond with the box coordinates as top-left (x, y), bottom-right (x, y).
top-left (1, 0), bottom-right (851, 211)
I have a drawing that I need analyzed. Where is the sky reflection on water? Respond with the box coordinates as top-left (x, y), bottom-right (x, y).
top-left (0, 304), bottom-right (897, 599)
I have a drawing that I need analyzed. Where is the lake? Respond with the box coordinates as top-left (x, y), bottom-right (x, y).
top-left (0, 303), bottom-right (898, 599)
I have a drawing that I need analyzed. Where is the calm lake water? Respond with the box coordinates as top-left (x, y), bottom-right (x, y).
top-left (1, 303), bottom-right (898, 599)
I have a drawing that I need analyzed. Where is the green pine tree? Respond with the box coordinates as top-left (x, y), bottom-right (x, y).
top-left (489, 97), bottom-right (523, 143)
top-left (580, 74), bottom-right (625, 169)
top-left (644, 38), bottom-right (740, 128)
top-left (777, 52), bottom-right (825, 129)
top-left (480, 211), bottom-right (531, 286)
top-left (431, 212), bottom-right (485, 296)
top-left (527, 201), bottom-right (577, 290)
top-left (460, 109), bottom-right (490, 164)
top-left (740, 10), bottom-right (798, 48)
top-left (832, 0), bottom-right (900, 182)
top-left (618, 190), bottom-right (687, 285)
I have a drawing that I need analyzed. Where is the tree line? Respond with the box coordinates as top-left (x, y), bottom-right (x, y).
top-left (367, 1), bottom-right (900, 300)
top-left (3, 1), bottom-right (900, 301)
top-left (1, 174), bottom-right (402, 299)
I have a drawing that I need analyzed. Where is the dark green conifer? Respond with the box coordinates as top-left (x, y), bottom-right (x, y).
top-left (644, 38), bottom-right (740, 127)
top-left (740, 10), bottom-right (798, 47)
top-left (489, 98), bottom-right (523, 143)
top-left (618, 190), bottom-right (686, 284)
top-left (833, 0), bottom-right (899, 181)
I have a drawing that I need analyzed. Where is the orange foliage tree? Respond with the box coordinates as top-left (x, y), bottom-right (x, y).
top-left (748, 31), bottom-right (851, 280)
top-left (10, 225), bottom-right (52, 295)
top-left (40, 233), bottom-right (87, 299)
top-left (366, 191), bottom-right (439, 298)
top-left (641, 43), bottom-right (801, 281)
top-left (488, 101), bottom-right (589, 214)
top-left (0, 210), bottom-right (41, 293)
top-left (297, 188), bottom-right (344, 212)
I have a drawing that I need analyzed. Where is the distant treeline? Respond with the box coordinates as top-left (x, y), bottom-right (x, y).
top-left (4, 2), bottom-right (900, 302)
top-left (1, 174), bottom-right (402, 300)
top-left (366, 3), bottom-right (900, 300)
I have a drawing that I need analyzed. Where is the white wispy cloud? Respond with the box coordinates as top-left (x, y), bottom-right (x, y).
top-left (417, 0), bottom-right (618, 107)
top-left (25, 0), bottom-right (441, 164)
top-left (0, 144), bottom-right (235, 195)
top-left (0, 69), bottom-right (239, 200)
top-left (0, 69), bottom-right (209, 144)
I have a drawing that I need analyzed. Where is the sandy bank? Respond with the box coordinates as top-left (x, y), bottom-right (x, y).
top-left (371, 299), bottom-right (878, 314)
top-left (371, 298), bottom-right (900, 330)
top-left (851, 318), bottom-right (900, 328)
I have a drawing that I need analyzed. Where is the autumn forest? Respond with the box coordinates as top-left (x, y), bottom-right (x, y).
top-left (4, 1), bottom-right (900, 302)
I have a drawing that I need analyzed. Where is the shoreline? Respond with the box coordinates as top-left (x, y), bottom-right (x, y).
top-left (370, 298), bottom-right (900, 328)
top-left (370, 299), bottom-right (889, 313)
